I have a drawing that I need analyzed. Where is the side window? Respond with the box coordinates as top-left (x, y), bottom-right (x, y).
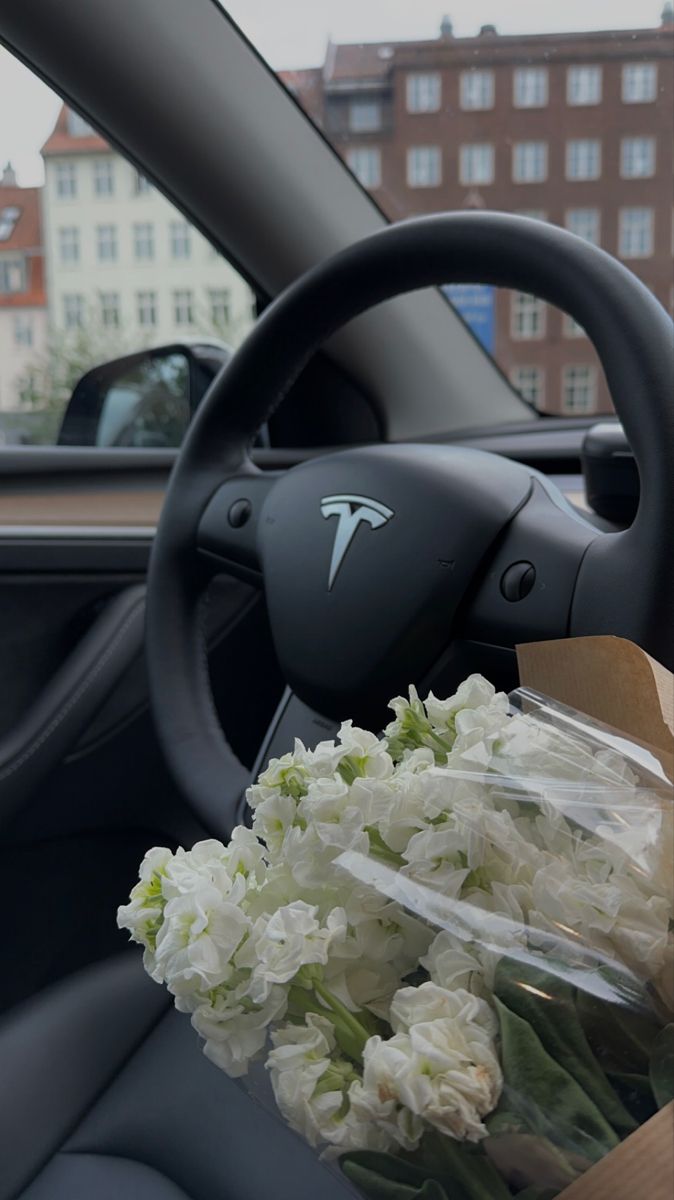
top-left (0, 53), bottom-right (256, 447)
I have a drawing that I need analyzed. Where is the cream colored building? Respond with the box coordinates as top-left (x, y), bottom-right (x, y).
top-left (41, 106), bottom-right (255, 355)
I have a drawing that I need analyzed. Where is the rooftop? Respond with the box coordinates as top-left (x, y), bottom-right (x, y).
top-left (41, 103), bottom-right (110, 157)
top-left (0, 183), bottom-right (46, 308)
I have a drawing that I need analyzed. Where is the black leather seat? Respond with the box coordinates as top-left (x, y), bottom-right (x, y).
top-left (0, 954), bottom-right (353, 1200)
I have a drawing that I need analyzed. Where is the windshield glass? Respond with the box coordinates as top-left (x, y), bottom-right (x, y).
top-left (226, 1), bottom-right (673, 418)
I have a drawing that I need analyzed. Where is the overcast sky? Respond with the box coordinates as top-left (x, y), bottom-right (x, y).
top-left (0, 0), bottom-right (665, 186)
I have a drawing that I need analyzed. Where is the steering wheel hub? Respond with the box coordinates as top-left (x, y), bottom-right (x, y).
top-left (258, 444), bottom-right (531, 718)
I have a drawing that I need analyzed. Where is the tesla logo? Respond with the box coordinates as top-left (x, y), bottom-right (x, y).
top-left (320, 494), bottom-right (394, 590)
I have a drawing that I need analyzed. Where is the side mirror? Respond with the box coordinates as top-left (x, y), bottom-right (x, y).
top-left (58, 341), bottom-right (232, 447)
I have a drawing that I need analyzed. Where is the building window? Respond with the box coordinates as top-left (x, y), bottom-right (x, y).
top-left (96, 223), bottom-right (118, 262)
top-left (93, 159), bottom-right (115, 196)
top-left (459, 144), bottom-right (494, 186)
top-left (407, 146), bottom-right (442, 188)
top-left (0, 205), bottom-right (21, 241)
top-left (563, 314), bottom-right (587, 339)
top-left (63, 294), bottom-right (85, 329)
top-left (562, 365), bottom-right (597, 414)
top-left (565, 208), bottom-right (601, 245)
top-left (55, 162), bottom-right (77, 199)
top-left (406, 72), bottom-right (441, 113)
top-left (209, 288), bottom-right (231, 328)
top-left (513, 67), bottom-right (548, 108)
top-left (170, 220), bottom-right (191, 259)
top-left (100, 291), bottom-right (120, 327)
top-left (13, 314), bottom-right (33, 347)
top-left (512, 142), bottom-right (548, 183)
top-left (511, 366), bottom-right (545, 407)
top-left (173, 288), bottom-right (194, 324)
top-left (137, 290), bottom-right (157, 327)
top-left (348, 99), bottom-right (382, 132)
top-left (620, 136), bottom-right (656, 179)
top-left (511, 292), bottom-right (546, 339)
top-left (133, 221), bottom-right (155, 260)
top-left (134, 171), bottom-right (152, 194)
top-left (67, 110), bottom-right (94, 137)
top-left (567, 66), bottom-right (602, 106)
top-left (619, 207), bottom-right (654, 258)
top-left (622, 63), bottom-right (657, 103)
top-left (58, 226), bottom-right (80, 264)
top-left (566, 139), bottom-right (601, 181)
top-left (346, 147), bottom-right (382, 189)
top-left (460, 70), bottom-right (494, 110)
top-left (0, 257), bottom-right (24, 293)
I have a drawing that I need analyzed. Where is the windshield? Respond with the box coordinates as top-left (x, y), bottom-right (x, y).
top-left (226, 1), bottom-right (673, 419)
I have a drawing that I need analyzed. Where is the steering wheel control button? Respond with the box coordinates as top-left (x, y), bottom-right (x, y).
top-left (500, 561), bottom-right (536, 602)
top-left (228, 499), bottom-right (252, 528)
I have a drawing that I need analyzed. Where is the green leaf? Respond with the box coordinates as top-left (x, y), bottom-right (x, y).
top-left (514, 1189), bottom-right (559, 1200)
top-left (417, 1185), bottom-right (449, 1200)
top-left (415, 1133), bottom-right (511, 1200)
top-left (341, 1152), bottom-right (434, 1189)
top-left (576, 989), bottom-right (660, 1075)
top-left (606, 1071), bottom-right (657, 1125)
top-left (484, 1132), bottom-right (582, 1193)
top-left (485, 1106), bottom-right (529, 1137)
top-left (649, 1023), bottom-right (674, 1109)
top-left (494, 960), bottom-right (636, 1135)
top-left (494, 997), bottom-right (620, 1163)
top-left (340, 1158), bottom-right (448, 1200)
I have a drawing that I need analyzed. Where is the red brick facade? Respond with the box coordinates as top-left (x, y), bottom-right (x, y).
top-left (282, 18), bottom-right (674, 415)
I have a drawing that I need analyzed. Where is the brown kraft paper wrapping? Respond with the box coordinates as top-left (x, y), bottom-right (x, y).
top-left (516, 636), bottom-right (674, 1200)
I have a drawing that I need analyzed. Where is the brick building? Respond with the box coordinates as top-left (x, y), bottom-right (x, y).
top-left (0, 165), bottom-right (47, 418)
top-left (282, 9), bottom-right (674, 415)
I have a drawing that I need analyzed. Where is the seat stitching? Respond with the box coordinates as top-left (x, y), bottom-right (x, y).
top-left (0, 599), bottom-right (144, 784)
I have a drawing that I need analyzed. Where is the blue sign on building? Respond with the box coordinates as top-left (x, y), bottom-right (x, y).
top-left (443, 284), bottom-right (495, 355)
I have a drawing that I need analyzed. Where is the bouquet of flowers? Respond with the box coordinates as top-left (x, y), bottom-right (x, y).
top-left (118, 675), bottom-right (674, 1199)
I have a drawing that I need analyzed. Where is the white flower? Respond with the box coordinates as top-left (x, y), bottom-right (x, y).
top-left (422, 931), bottom-right (489, 995)
top-left (161, 839), bottom-right (246, 903)
top-left (334, 721), bottom-right (394, 782)
top-left (116, 845), bottom-right (172, 956)
top-left (267, 1014), bottom-right (338, 1147)
top-left (347, 1076), bottom-right (425, 1153)
top-left (251, 792), bottom-right (297, 858)
top-left (402, 827), bottom-right (471, 895)
top-left (358, 982), bottom-right (501, 1143)
top-left (153, 883), bottom-right (250, 995)
top-left (425, 675), bottom-right (508, 733)
top-left (192, 980), bottom-right (287, 1078)
top-left (530, 858), bottom-right (672, 983)
top-left (376, 773), bottom-right (432, 854)
top-left (246, 744), bottom-right (309, 809)
top-left (267, 1015), bottom-right (415, 1156)
top-left (225, 826), bottom-right (268, 882)
top-left (240, 901), bottom-right (347, 1002)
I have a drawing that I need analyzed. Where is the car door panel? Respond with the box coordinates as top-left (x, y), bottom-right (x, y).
top-left (0, 443), bottom-right (286, 1012)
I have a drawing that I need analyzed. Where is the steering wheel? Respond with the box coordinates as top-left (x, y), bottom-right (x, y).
top-left (146, 213), bottom-right (674, 829)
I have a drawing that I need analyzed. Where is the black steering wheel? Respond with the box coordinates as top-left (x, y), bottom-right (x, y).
top-left (146, 213), bottom-right (674, 829)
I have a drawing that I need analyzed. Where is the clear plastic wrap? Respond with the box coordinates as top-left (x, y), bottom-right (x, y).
top-left (118, 676), bottom-right (674, 1200)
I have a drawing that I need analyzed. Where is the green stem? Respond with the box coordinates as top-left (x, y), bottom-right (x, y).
top-left (365, 827), bottom-right (405, 867)
top-left (427, 728), bottom-right (454, 755)
top-left (314, 980), bottom-right (371, 1063)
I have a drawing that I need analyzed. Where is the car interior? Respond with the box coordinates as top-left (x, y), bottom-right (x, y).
top-left (0, 2), bottom-right (672, 1198)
